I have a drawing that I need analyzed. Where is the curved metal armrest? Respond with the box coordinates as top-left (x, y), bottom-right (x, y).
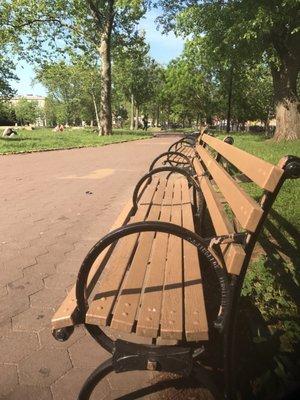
top-left (75, 221), bottom-right (230, 333)
top-left (132, 166), bottom-right (201, 212)
top-left (168, 138), bottom-right (195, 152)
top-left (149, 151), bottom-right (195, 172)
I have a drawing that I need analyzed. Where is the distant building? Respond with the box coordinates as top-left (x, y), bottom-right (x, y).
top-left (11, 94), bottom-right (46, 108)
top-left (11, 94), bottom-right (46, 126)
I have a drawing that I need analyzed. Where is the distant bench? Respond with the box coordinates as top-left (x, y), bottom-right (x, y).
top-left (51, 132), bottom-right (299, 400)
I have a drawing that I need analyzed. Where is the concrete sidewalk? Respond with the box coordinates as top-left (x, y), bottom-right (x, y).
top-left (0, 138), bottom-right (178, 399)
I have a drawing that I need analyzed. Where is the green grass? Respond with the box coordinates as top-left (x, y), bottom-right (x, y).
top-left (0, 127), bottom-right (151, 155)
top-left (216, 131), bottom-right (300, 230)
top-left (214, 131), bottom-right (300, 398)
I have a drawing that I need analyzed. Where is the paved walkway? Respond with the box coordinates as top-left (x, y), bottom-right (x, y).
top-left (0, 137), bottom-right (178, 399)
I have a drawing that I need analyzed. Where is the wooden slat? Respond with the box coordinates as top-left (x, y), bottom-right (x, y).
top-left (86, 179), bottom-right (167, 327)
top-left (181, 179), bottom-right (209, 341)
top-left (202, 134), bottom-right (284, 191)
top-left (51, 199), bottom-right (134, 330)
top-left (160, 179), bottom-right (183, 339)
top-left (109, 181), bottom-right (174, 332)
top-left (135, 179), bottom-right (174, 338)
top-left (196, 145), bottom-right (263, 232)
top-left (193, 159), bottom-right (245, 275)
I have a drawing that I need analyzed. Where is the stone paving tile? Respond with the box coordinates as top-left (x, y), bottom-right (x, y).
top-left (4, 253), bottom-right (37, 271)
top-left (29, 287), bottom-right (67, 310)
top-left (0, 286), bottom-right (8, 298)
top-left (4, 385), bottom-right (53, 400)
top-left (55, 258), bottom-right (85, 275)
top-left (0, 331), bottom-right (39, 363)
top-left (0, 291), bottom-right (29, 327)
top-left (0, 365), bottom-right (18, 397)
top-left (7, 275), bottom-right (44, 297)
top-left (51, 367), bottom-right (111, 400)
top-left (12, 307), bottom-right (54, 332)
top-left (0, 266), bottom-right (23, 287)
top-left (35, 252), bottom-right (67, 270)
top-left (0, 319), bottom-right (12, 338)
top-left (18, 347), bottom-right (72, 386)
top-left (46, 242), bottom-right (76, 259)
top-left (68, 334), bottom-right (110, 369)
top-left (23, 261), bottom-right (56, 279)
top-left (44, 272), bottom-right (76, 290)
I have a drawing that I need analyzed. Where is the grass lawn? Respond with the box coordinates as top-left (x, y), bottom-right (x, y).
top-left (214, 131), bottom-right (300, 398)
top-left (0, 127), bottom-right (151, 155)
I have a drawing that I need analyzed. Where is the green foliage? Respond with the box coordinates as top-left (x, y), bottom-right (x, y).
top-left (0, 101), bottom-right (16, 125)
top-left (156, 0), bottom-right (300, 138)
top-left (14, 98), bottom-right (39, 125)
top-left (215, 131), bottom-right (300, 347)
top-left (243, 257), bottom-right (300, 345)
top-left (114, 36), bottom-right (160, 108)
top-left (0, 127), bottom-right (150, 154)
top-left (36, 59), bottom-right (101, 125)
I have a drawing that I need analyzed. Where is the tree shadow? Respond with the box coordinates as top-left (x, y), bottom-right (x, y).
top-left (0, 137), bottom-right (29, 142)
top-left (236, 298), bottom-right (300, 400)
top-left (237, 208), bottom-right (300, 399)
top-left (258, 208), bottom-right (300, 309)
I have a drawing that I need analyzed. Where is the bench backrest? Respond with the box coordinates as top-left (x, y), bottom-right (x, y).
top-left (194, 133), bottom-right (287, 275)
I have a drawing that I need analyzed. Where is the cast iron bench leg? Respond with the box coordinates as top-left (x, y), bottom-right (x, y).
top-left (78, 358), bottom-right (114, 400)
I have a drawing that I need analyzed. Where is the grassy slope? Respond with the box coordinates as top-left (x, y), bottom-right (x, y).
top-left (0, 128), bottom-right (150, 154)
top-left (222, 132), bottom-right (300, 230)
top-left (216, 132), bottom-right (300, 398)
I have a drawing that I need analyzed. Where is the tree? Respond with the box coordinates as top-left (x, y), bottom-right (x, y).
top-left (36, 59), bottom-right (101, 127)
top-left (156, 0), bottom-right (300, 140)
top-left (0, 101), bottom-right (16, 125)
top-left (113, 36), bottom-right (159, 129)
top-left (14, 98), bottom-right (38, 125)
top-left (1, 0), bottom-right (149, 135)
top-left (0, 55), bottom-right (17, 99)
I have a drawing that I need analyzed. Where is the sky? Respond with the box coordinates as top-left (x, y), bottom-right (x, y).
top-left (11, 9), bottom-right (185, 97)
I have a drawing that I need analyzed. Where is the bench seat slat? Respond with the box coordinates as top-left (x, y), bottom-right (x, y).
top-left (160, 179), bottom-right (183, 339)
top-left (181, 179), bottom-right (209, 341)
top-left (109, 181), bottom-right (172, 332)
top-left (193, 159), bottom-right (246, 275)
top-left (135, 179), bottom-right (174, 338)
top-left (201, 134), bottom-right (284, 191)
top-left (86, 178), bottom-right (167, 327)
top-left (196, 145), bottom-right (264, 232)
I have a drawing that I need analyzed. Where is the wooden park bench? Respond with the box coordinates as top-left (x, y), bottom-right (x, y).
top-left (51, 132), bottom-right (300, 400)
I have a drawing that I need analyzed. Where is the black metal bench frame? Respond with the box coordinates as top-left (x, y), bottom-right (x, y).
top-left (52, 133), bottom-right (300, 400)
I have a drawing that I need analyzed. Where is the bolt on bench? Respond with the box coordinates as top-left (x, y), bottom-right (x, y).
top-left (51, 133), bottom-right (300, 400)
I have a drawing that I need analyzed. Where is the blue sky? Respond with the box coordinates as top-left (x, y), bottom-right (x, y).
top-left (11, 9), bottom-right (185, 96)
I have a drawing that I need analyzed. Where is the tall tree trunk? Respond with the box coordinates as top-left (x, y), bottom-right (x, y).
top-left (271, 62), bottom-right (300, 141)
top-left (91, 92), bottom-right (101, 132)
top-left (98, 5), bottom-right (114, 136)
top-left (156, 106), bottom-right (160, 127)
top-left (130, 94), bottom-right (134, 130)
top-left (226, 65), bottom-right (234, 133)
top-left (135, 105), bottom-right (139, 130)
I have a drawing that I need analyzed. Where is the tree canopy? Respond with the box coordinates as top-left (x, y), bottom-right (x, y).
top-left (156, 0), bottom-right (300, 139)
top-left (1, 0), bottom-right (150, 134)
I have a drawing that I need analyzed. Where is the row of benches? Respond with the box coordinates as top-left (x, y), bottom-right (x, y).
top-left (51, 132), bottom-right (299, 399)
